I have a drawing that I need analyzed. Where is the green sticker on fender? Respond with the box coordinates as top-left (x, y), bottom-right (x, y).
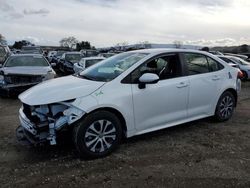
top-left (95, 91), bottom-right (104, 96)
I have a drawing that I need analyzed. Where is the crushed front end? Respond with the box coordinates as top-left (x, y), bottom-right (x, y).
top-left (17, 101), bottom-right (85, 146)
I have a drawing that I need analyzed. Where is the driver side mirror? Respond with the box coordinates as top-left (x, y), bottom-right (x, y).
top-left (138, 73), bottom-right (159, 89)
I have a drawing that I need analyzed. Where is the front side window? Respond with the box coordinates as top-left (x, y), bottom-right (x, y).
top-left (128, 54), bottom-right (182, 83)
top-left (78, 52), bottom-right (148, 82)
top-left (184, 53), bottom-right (223, 75)
top-left (4, 56), bottom-right (48, 67)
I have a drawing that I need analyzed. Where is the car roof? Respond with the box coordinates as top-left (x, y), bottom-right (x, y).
top-left (125, 48), bottom-right (213, 56)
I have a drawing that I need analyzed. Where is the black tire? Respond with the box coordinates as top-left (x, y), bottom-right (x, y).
top-left (73, 110), bottom-right (122, 159)
top-left (214, 91), bottom-right (236, 122)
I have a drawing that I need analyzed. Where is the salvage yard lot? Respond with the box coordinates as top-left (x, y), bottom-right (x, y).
top-left (0, 82), bottom-right (250, 187)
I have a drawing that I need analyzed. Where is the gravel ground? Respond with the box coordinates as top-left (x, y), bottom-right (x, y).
top-left (0, 82), bottom-right (250, 188)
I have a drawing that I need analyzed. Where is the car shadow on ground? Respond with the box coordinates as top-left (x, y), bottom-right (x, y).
top-left (19, 117), bottom-right (217, 162)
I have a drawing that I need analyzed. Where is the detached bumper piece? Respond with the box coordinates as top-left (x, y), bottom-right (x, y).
top-left (16, 126), bottom-right (47, 146)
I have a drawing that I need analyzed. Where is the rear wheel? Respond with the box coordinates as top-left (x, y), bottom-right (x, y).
top-left (214, 91), bottom-right (236, 122)
top-left (73, 111), bottom-right (122, 159)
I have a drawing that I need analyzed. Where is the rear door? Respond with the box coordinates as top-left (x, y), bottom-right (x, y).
top-left (182, 53), bottom-right (224, 118)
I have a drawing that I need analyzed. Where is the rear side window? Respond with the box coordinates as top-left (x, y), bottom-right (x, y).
top-left (184, 53), bottom-right (223, 76)
top-left (207, 57), bottom-right (223, 72)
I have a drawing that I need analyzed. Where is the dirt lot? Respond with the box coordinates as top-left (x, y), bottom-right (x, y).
top-left (0, 82), bottom-right (250, 188)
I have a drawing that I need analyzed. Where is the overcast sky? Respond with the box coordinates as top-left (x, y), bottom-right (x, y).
top-left (1, 0), bottom-right (250, 47)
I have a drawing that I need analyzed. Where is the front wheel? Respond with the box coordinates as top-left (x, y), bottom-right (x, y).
top-left (73, 111), bottom-right (122, 159)
top-left (214, 91), bottom-right (236, 122)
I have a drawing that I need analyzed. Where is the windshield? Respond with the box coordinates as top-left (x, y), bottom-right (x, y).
top-left (85, 59), bottom-right (104, 68)
top-left (85, 51), bottom-right (98, 57)
top-left (56, 51), bottom-right (65, 57)
top-left (65, 54), bottom-right (81, 63)
top-left (5, 56), bottom-right (49, 67)
top-left (229, 57), bottom-right (250, 65)
top-left (79, 52), bottom-right (148, 82)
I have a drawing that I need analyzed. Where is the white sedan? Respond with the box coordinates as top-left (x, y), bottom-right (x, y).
top-left (17, 49), bottom-right (241, 159)
top-left (73, 57), bottom-right (105, 73)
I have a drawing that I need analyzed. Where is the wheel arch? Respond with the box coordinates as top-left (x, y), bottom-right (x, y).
top-left (223, 88), bottom-right (238, 107)
top-left (214, 87), bottom-right (238, 115)
top-left (83, 107), bottom-right (128, 137)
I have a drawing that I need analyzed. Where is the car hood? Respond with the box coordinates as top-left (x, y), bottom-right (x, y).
top-left (19, 75), bottom-right (105, 105)
top-left (2, 66), bottom-right (51, 75)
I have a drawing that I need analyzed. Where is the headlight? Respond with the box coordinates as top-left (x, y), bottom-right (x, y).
top-left (0, 75), bottom-right (5, 85)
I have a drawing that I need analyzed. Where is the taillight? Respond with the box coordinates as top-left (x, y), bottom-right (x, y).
top-left (238, 70), bottom-right (244, 79)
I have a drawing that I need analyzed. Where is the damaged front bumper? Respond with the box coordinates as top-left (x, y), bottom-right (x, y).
top-left (16, 102), bottom-right (85, 146)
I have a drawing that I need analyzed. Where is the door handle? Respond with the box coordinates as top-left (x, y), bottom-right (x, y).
top-left (212, 75), bottom-right (220, 81)
top-left (176, 82), bottom-right (189, 88)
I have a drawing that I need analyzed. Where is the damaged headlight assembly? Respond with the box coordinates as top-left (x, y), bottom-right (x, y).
top-left (18, 100), bottom-right (85, 145)
top-left (0, 75), bottom-right (5, 85)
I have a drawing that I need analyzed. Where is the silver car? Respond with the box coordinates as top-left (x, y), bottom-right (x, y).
top-left (226, 56), bottom-right (250, 80)
top-left (0, 54), bottom-right (56, 97)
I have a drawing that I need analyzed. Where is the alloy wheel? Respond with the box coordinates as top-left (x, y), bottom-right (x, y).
top-left (219, 95), bottom-right (234, 119)
top-left (84, 120), bottom-right (117, 153)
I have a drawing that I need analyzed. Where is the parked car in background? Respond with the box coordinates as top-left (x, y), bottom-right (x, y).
top-left (217, 55), bottom-right (240, 69)
top-left (17, 49), bottom-right (241, 158)
top-left (98, 53), bottom-right (116, 58)
top-left (50, 51), bottom-right (67, 69)
top-left (0, 54), bottom-right (56, 97)
top-left (240, 53), bottom-right (250, 62)
top-left (0, 45), bottom-right (11, 64)
top-left (59, 52), bottom-right (83, 74)
top-left (226, 56), bottom-right (250, 80)
top-left (209, 51), bottom-right (224, 56)
top-left (21, 46), bottom-right (43, 54)
top-left (224, 53), bottom-right (248, 61)
top-left (47, 51), bottom-right (57, 61)
top-left (80, 49), bottom-right (99, 57)
top-left (73, 57), bottom-right (105, 73)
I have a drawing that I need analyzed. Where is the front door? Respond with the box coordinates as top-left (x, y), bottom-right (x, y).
top-left (130, 54), bottom-right (189, 132)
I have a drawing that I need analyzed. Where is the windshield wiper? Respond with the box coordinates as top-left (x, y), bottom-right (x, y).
top-left (78, 74), bottom-right (95, 81)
